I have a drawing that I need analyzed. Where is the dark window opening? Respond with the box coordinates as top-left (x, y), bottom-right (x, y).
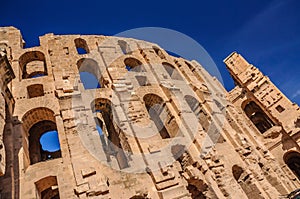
top-left (29, 121), bottom-right (61, 164)
top-left (77, 58), bottom-right (102, 89)
top-left (153, 46), bottom-right (166, 59)
top-left (124, 58), bottom-right (145, 72)
top-left (35, 176), bottom-right (60, 199)
top-left (144, 94), bottom-right (180, 138)
top-left (284, 152), bottom-right (300, 180)
top-left (27, 84), bottom-right (44, 98)
top-left (162, 62), bottom-right (183, 80)
top-left (184, 95), bottom-right (210, 131)
top-left (276, 105), bottom-right (285, 113)
top-left (243, 101), bottom-right (274, 133)
top-left (74, 38), bottom-right (89, 54)
top-left (91, 98), bottom-right (129, 169)
top-left (232, 165), bottom-right (263, 198)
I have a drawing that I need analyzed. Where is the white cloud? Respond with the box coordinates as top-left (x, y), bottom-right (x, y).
top-left (292, 90), bottom-right (300, 99)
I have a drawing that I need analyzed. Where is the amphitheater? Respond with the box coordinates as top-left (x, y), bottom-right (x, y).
top-left (0, 26), bottom-right (300, 199)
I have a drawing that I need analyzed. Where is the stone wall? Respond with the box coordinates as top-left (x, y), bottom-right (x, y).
top-left (0, 27), bottom-right (299, 198)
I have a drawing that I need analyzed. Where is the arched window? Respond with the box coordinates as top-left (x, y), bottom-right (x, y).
top-left (243, 101), bottom-right (274, 133)
top-left (153, 46), bottom-right (165, 59)
top-left (91, 98), bottom-right (129, 169)
top-left (232, 165), bottom-right (263, 198)
top-left (77, 58), bottom-right (101, 89)
top-left (118, 40), bottom-right (130, 54)
top-left (184, 95), bottom-right (210, 131)
top-left (35, 176), bottom-right (60, 199)
top-left (162, 62), bottom-right (183, 80)
top-left (284, 151), bottom-right (300, 180)
top-left (143, 94), bottom-right (179, 138)
top-left (74, 38), bottom-right (89, 54)
top-left (124, 58), bottom-right (145, 72)
top-left (19, 51), bottom-right (47, 79)
top-left (22, 108), bottom-right (61, 165)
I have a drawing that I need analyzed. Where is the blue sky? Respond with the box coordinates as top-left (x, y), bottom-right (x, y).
top-left (1, 0), bottom-right (300, 105)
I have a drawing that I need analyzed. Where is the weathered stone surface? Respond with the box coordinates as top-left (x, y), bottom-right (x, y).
top-left (0, 27), bottom-right (299, 198)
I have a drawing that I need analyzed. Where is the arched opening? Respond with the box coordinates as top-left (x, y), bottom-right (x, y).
top-left (284, 151), bottom-right (300, 180)
top-left (22, 108), bottom-right (61, 165)
top-left (162, 62), bottom-right (183, 80)
top-left (153, 46), bottom-right (165, 59)
top-left (74, 38), bottom-right (89, 54)
top-left (143, 94), bottom-right (179, 138)
top-left (243, 101), bottom-right (274, 133)
top-left (35, 176), bottom-right (60, 199)
top-left (124, 57), bottom-right (145, 72)
top-left (19, 51), bottom-right (47, 79)
top-left (171, 145), bottom-right (208, 198)
top-left (232, 165), bottom-right (263, 198)
top-left (77, 58), bottom-right (101, 89)
top-left (118, 40), bottom-right (130, 54)
top-left (91, 98), bottom-right (129, 169)
top-left (27, 84), bottom-right (44, 98)
top-left (29, 121), bottom-right (61, 164)
top-left (184, 95), bottom-right (210, 131)
top-left (135, 76), bottom-right (149, 86)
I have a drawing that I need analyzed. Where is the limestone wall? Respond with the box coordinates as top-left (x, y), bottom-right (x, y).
top-left (0, 27), bottom-right (299, 198)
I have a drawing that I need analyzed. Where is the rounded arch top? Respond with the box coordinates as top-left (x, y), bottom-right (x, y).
top-left (91, 97), bottom-right (112, 113)
top-left (22, 107), bottom-right (56, 133)
top-left (143, 93), bottom-right (164, 109)
top-left (74, 38), bottom-right (89, 54)
top-left (124, 57), bottom-right (145, 72)
top-left (19, 50), bottom-right (47, 79)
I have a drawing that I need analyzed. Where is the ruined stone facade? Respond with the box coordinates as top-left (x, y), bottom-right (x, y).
top-left (0, 26), bottom-right (300, 198)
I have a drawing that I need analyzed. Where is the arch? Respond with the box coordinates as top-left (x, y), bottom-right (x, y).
top-left (19, 51), bottom-right (47, 79)
top-left (91, 98), bottom-right (129, 169)
top-left (153, 46), bottom-right (165, 59)
top-left (284, 151), bottom-right (300, 180)
top-left (232, 165), bottom-right (244, 181)
top-left (27, 84), bottom-right (44, 98)
top-left (22, 107), bottom-right (56, 133)
top-left (35, 176), bottom-right (59, 199)
top-left (77, 58), bottom-right (102, 89)
top-left (232, 165), bottom-right (263, 198)
top-left (162, 62), bottom-right (183, 80)
top-left (185, 61), bottom-right (194, 70)
top-left (22, 108), bottom-right (61, 165)
top-left (118, 40), bottom-right (130, 54)
top-left (74, 38), bottom-right (89, 54)
top-left (243, 101), bottom-right (274, 133)
top-left (143, 94), bottom-right (179, 138)
top-left (124, 57), bottom-right (145, 72)
top-left (184, 95), bottom-right (210, 131)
